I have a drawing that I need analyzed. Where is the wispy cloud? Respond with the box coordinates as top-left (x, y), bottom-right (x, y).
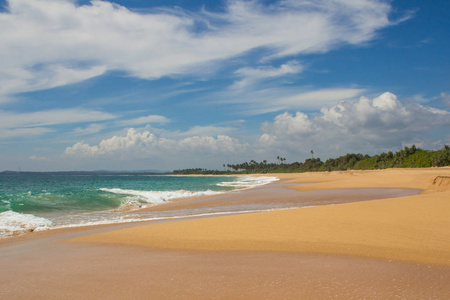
top-left (72, 123), bottom-right (106, 136)
top-left (232, 60), bottom-right (304, 88)
top-left (441, 92), bottom-right (450, 108)
top-left (215, 87), bottom-right (365, 115)
top-left (115, 115), bottom-right (170, 127)
top-left (0, 108), bottom-right (117, 139)
top-left (0, 127), bottom-right (54, 139)
top-left (0, 0), bottom-right (396, 97)
top-left (0, 109), bottom-right (116, 129)
top-left (29, 155), bottom-right (50, 161)
top-left (167, 125), bottom-right (237, 139)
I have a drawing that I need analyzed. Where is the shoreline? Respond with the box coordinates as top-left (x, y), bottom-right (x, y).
top-left (1, 174), bottom-right (419, 241)
top-left (0, 174), bottom-right (276, 239)
top-left (1, 168), bottom-right (446, 252)
top-left (1, 168), bottom-right (449, 299)
top-left (70, 167), bottom-right (450, 265)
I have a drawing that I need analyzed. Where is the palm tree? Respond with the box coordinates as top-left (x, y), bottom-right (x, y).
top-left (310, 150), bottom-right (314, 159)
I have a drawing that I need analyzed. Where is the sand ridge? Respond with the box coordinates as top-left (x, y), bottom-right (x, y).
top-left (71, 167), bottom-right (450, 266)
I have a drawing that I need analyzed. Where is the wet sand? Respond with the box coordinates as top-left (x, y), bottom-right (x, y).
top-left (1, 168), bottom-right (450, 299)
top-left (1, 241), bottom-right (449, 299)
top-left (138, 180), bottom-right (420, 212)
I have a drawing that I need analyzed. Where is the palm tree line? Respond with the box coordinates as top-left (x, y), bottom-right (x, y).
top-left (173, 145), bottom-right (450, 174)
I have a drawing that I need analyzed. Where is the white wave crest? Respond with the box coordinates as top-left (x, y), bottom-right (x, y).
top-left (0, 211), bottom-right (53, 237)
top-left (99, 188), bottom-right (222, 205)
top-left (218, 176), bottom-right (278, 189)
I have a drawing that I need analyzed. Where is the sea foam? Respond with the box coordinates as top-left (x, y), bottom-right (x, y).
top-left (0, 175), bottom-right (280, 238)
top-left (0, 211), bottom-right (53, 237)
top-left (99, 188), bottom-right (222, 206)
top-left (100, 176), bottom-right (278, 207)
top-left (217, 176), bottom-right (279, 189)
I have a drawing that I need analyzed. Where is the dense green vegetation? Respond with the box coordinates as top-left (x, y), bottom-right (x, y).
top-left (173, 145), bottom-right (450, 174)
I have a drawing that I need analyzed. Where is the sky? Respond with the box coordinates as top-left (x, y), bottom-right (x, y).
top-left (0, 0), bottom-right (449, 171)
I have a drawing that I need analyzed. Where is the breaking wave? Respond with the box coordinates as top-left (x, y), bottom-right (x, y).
top-left (99, 188), bottom-right (222, 207)
top-left (217, 176), bottom-right (279, 189)
top-left (0, 175), bottom-right (279, 238)
top-left (0, 211), bottom-right (53, 237)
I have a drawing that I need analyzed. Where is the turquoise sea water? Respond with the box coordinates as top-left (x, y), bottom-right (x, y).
top-left (0, 174), bottom-right (277, 237)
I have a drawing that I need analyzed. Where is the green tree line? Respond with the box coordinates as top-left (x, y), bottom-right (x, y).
top-left (173, 145), bottom-right (450, 174)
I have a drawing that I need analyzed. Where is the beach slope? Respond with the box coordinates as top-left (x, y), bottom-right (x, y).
top-left (72, 168), bottom-right (450, 265)
top-left (2, 168), bottom-right (449, 299)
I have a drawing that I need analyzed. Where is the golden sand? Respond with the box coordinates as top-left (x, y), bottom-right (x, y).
top-left (71, 168), bottom-right (450, 266)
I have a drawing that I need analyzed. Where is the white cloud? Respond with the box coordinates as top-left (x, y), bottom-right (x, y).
top-left (0, 108), bottom-right (117, 139)
top-left (0, 0), bottom-right (395, 96)
top-left (29, 155), bottom-right (50, 161)
top-left (259, 92), bottom-right (450, 156)
top-left (0, 127), bottom-right (54, 139)
top-left (0, 108), bottom-right (116, 129)
top-left (410, 94), bottom-right (430, 104)
top-left (73, 123), bottom-right (105, 135)
top-left (62, 92), bottom-right (450, 169)
top-left (232, 60), bottom-right (303, 88)
top-left (64, 128), bottom-right (249, 160)
top-left (115, 115), bottom-right (170, 127)
top-left (0, 64), bottom-right (107, 96)
top-left (442, 92), bottom-right (450, 108)
top-left (218, 87), bottom-right (365, 115)
top-left (167, 125), bottom-right (237, 138)
top-left (273, 88), bottom-right (365, 112)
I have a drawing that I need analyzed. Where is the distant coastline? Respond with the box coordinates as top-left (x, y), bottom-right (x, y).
top-left (3, 145), bottom-right (449, 175)
top-left (0, 170), bottom-right (171, 176)
top-left (174, 145), bottom-right (450, 175)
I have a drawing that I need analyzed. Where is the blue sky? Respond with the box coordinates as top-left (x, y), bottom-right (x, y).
top-left (0, 0), bottom-right (449, 171)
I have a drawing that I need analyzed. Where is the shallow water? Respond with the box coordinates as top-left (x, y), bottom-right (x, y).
top-left (0, 174), bottom-right (278, 237)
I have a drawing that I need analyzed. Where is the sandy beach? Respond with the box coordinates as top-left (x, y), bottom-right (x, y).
top-left (1, 168), bottom-right (449, 299)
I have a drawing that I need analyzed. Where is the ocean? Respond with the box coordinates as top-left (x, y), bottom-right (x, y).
top-left (0, 174), bottom-right (278, 238)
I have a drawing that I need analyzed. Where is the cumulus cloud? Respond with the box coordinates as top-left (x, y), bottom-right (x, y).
top-left (260, 92), bottom-right (450, 156)
top-left (64, 128), bottom-right (249, 160)
top-left (0, 0), bottom-right (395, 96)
top-left (62, 92), bottom-right (450, 168)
